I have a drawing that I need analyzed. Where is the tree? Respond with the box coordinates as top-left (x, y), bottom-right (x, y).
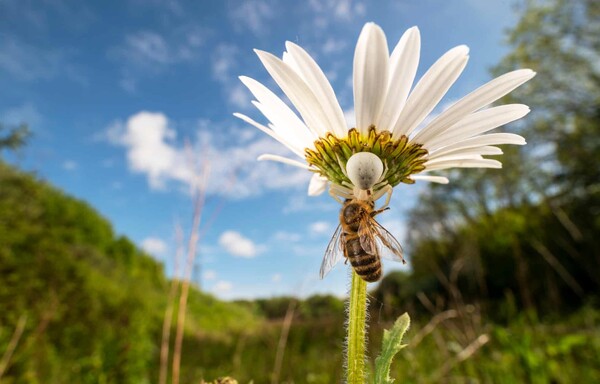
top-left (0, 123), bottom-right (30, 153)
top-left (405, 0), bottom-right (600, 316)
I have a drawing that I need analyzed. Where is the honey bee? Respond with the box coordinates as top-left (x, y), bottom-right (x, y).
top-left (320, 198), bottom-right (405, 282)
top-left (321, 152), bottom-right (406, 283)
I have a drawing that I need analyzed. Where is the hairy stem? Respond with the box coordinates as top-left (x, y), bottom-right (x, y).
top-left (347, 270), bottom-right (368, 383)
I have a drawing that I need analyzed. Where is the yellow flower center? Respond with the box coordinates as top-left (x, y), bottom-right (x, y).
top-left (305, 126), bottom-right (428, 190)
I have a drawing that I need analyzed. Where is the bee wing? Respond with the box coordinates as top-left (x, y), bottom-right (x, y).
top-left (372, 220), bottom-right (406, 264)
top-left (320, 224), bottom-right (345, 279)
top-left (358, 215), bottom-right (378, 255)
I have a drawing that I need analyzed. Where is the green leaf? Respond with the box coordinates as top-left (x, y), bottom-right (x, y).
top-left (374, 313), bottom-right (411, 384)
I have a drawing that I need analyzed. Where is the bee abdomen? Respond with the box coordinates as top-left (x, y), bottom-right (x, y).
top-left (345, 235), bottom-right (382, 282)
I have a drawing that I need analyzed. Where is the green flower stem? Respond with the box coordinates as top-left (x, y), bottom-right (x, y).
top-left (347, 270), bottom-right (368, 384)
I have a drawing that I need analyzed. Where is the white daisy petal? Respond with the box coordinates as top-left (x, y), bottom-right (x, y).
top-left (251, 100), bottom-right (312, 152)
top-left (428, 145), bottom-right (503, 161)
top-left (412, 69), bottom-right (536, 144)
top-left (257, 154), bottom-right (311, 169)
top-left (308, 173), bottom-right (328, 196)
top-left (240, 76), bottom-right (316, 149)
top-left (285, 42), bottom-right (347, 138)
top-left (233, 113), bottom-right (305, 158)
top-left (376, 26), bottom-right (420, 131)
top-left (392, 45), bottom-right (470, 139)
top-left (430, 133), bottom-right (526, 157)
top-left (410, 175), bottom-right (450, 184)
top-left (354, 22), bottom-right (389, 134)
top-left (282, 51), bottom-right (302, 75)
top-left (424, 158), bottom-right (502, 171)
top-left (255, 49), bottom-right (331, 137)
top-left (426, 104), bottom-right (530, 150)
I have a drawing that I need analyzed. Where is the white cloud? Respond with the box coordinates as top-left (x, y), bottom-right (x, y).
top-left (272, 231), bottom-right (302, 243)
top-left (203, 269), bottom-right (217, 280)
top-left (219, 230), bottom-right (260, 258)
top-left (309, 221), bottom-right (332, 236)
top-left (104, 111), bottom-right (189, 190)
top-left (229, 0), bottom-right (275, 36)
top-left (141, 236), bottom-right (168, 256)
top-left (271, 273), bottom-right (282, 283)
top-left (378, 217), bottom-right (407, 246)
top-left (308, 0), bottom-right (366, 28)
top-left (343, 108), bottom-right (355, 129)
top-left (63, 160), bottom-right (78, 171)
top-left (282, 193), bottom-right (337, 214)
top-left (101, 111), bottom-right (312, 197)
top-left (322, 37), bottom-right (348, 55)
top-left (227, 82), bottom-right (252, 109)
top-left (213, 280), bottom-right (233, 293)
top-left (211, 43), bottom-right (238, 82)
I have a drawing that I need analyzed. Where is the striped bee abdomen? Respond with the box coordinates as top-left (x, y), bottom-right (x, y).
top-left (344, 232), bottom-right (382, 282)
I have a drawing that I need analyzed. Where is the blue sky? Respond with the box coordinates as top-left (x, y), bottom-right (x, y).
top-left (1, 0), bottom-right (520, 300)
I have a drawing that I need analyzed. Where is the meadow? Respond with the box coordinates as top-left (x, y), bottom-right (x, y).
top-left (1, 0), bottom-right (599, 382)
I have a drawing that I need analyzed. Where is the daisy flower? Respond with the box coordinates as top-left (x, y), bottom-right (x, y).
top-left (235, 22), bottom-right (535, 204)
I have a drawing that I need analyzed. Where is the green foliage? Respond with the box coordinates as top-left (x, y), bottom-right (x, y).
top-left (374, 313), bottom-right (410, 384)
top-left (0, 123), bottom-right (30, 153)
top-left (0, 161), bottom-right (258, 383)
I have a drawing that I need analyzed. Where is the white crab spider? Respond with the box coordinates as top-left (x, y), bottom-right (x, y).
top-left (328, 152), bottom-right (393, 210)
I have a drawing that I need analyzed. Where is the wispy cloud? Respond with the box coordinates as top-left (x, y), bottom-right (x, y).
top-left (228, 0), bottom-right (276, 36)
top-left (211, 43), bottom-right (238, 83)
top-left (282, 193), bottom-right (336, 214)
top-left (110, 26), bottom-right (208, 91)
top-left (62, 160), bottom-right (78, 171)
top-left (210, 43), bottom-right (252, 109)
top-left (272, 230), bottom-right (302, 243)
top-left (203, 269), bottom-right (217, 280)
top-left (0, 103), bottom-right (42, 128)
top-left (309, 221), bottom-right (333, 236)
top-left (213, 280), bottom-right (233, 293)
top-left (0, 36), bottom-right (85, 84)
top-left (219, 230), bottom-right (261, 258)
top-left (308, 0), bottom-right (366, 29)
top-left (128, 0), bottom-right (184, 17)
top-left (0, 0), bottom-right (96, 32)
top-left (141, 236), bottom-right (168, 256)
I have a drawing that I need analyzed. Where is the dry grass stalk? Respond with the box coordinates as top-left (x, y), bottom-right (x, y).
top-left (172, 158), bottom-right (210, 384)
top-left (159, 223), bottom-right (184, 384)
top-left (0, 314), bottom-right (27, 380)
top-left (271, 299), bottom-right (297, 384)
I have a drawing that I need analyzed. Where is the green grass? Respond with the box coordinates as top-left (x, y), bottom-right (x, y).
top-left (153, 306), bottom-right (600, 384)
